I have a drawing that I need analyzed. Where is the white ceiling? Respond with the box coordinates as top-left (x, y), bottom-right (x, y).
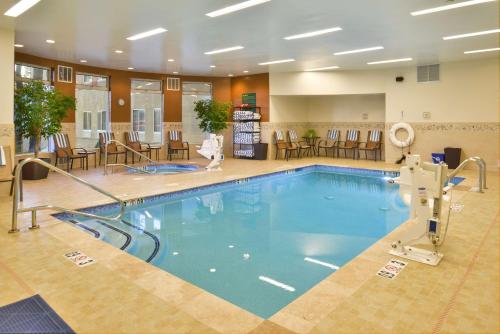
top-left (1, 0), bottom-right (498, 76)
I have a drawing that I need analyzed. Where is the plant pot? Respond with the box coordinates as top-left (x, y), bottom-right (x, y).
top-left (21, 158), bottom-right (51, 180)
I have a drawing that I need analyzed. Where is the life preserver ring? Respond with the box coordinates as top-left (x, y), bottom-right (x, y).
top-left (389, 122), bottom-right (414, 148)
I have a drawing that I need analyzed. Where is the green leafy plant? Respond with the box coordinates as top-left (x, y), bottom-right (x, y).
top-left (194, 99), bottom-right (231, 134)
top-left (14, 81), bottom-right (76, 157)
top-left (305, 129), bottom-right (317, 138)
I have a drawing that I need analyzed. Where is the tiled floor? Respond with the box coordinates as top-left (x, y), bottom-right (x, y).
top-left (0, 157), bottom-right (497, 334)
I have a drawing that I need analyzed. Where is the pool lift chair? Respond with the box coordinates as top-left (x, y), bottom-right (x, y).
top-left (197, 134), bottom-right (224, 171)
top-left (388, 155), bottom-right (486, 266)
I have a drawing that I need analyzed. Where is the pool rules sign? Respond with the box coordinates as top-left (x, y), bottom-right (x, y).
top-left (64, 251), bottom-right (96, 267)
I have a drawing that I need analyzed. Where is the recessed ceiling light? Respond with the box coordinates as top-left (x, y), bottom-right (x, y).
top-left (128, 67), bottom-right (134, 70)
top-left (204, 46), bottom-right (244, 55)
top-left (210, 65), bottom-right (216, 68)
top-left (115, 50), bottom-right (124, 54)
top-left (173, 71), bottom-right (179, 74)
top-left (411, 0), bottom-right (496, 16)
top-left (46, 39), bottom-right (55, 44)
top-left (167, 58), bottom-right (175, 62)
top-left (464, 47), bottom-right (500, 54)
top-left (334, 46), bottom-right (384, 56)
top-left (80, 59), bottom-right (87, 63)
top-left (258, 58), bottom-right (295, 65)
top-left (243, 70), bottom-right (249, 73)
top-left (4, 0), bottom-right (41, 17)
top-left (367, 58), bottom-right (413, 65)
top-left (126, 28), bottom-right (167, 41)
top-left (284, 27), bottom-right (342, 40)
top-left (228, 74), bottom-right (234, 77)
top-left (304, 65), bottom-right (339, 72)
top-left (443, 28), bottom-right (500, 40)
top-left (14, 44), bottom-right (24, 48)
top-left (206, 0), bottom-right (271, 17)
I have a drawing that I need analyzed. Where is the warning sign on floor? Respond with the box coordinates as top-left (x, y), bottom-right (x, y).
top-left (64, 251), bottom-right (96, 267)
top-left (376, 259), bottom-right (407, 280)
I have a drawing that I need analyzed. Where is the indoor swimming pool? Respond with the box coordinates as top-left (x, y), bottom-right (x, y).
top-left (55, 165), bottom-right (409, 318)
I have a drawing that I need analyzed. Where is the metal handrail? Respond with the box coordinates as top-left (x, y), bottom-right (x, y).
top-left (104, 139), bottom-right (159, 175)
top-left (10, 158), bottom-right (126, 233)
top-left (447, 156), bottom-right (487, 192)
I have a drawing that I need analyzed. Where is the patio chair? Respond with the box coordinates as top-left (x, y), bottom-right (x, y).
top-left (337, 129), bottom-right (360, 159)
top-left (99, 132), bottom-right (126, 165)
top-left (358, 130), bottom-right (383, 161)
top-left (53, 133), bottom-right (88, 172)
top-left (124, 131), bottom-right (152, 164)
top-left (317, 129), bottom-right (340, 157)
top-left (167, 130), bottom-right (189, 161)
top-left (274, 130), bottom-right (298, 160)
top-left (288, 129), bottom-right (312, 158)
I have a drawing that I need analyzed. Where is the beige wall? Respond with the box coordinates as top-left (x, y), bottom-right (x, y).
top-left (0, 28), bottom-right (14, 151)
top-left (269, 58), bottom-right (499, 169)
top-left (307, 94), bottom-right (385, 122)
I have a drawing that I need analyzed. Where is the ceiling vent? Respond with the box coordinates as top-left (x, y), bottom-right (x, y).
top-left (57, 65), bottom-right (73, 83)
top-left (166, 77), bottom-right (180, 91)
top-left (417, 64), bottom-right (440, 83)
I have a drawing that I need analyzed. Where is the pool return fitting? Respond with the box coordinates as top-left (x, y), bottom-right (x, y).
top-left (10, 158), bottom-right (126, 233)
top-left (388, 154), bottom-right (486, 266)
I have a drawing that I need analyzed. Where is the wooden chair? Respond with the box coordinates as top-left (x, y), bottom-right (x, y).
top-left (98, 132), bottom-right (126, 165)
top-left (124, 131), bottom-right (151, 164)
top-left (53, 133), bottom-right (88, 172)
top-left (274, 130), bottom-right (298, 160)
top-left (358, 130), bottom-right (383, 161)
top-left (317, 129), bottom-right (340, 157)
top-left (167, 130), bottom-right (189, 161)
top-left (288, 129), bottom-right (312, 158)
top-left (337, 129), bottom-right (360, 159)
top-left (0, 145), bottom-right (16, 197)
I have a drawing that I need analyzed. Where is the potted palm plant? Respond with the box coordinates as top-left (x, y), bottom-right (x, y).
top-left (14, 81), bottom-right (76, 180)
top-left (194, 99), bottom-right (231, 135)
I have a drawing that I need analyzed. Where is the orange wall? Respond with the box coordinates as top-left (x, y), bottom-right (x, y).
top-left (231, 73), bottom-right (269, 122)
top-left (15, 53), bottom-right (269, 123)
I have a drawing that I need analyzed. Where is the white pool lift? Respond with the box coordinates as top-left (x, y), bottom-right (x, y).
top-left (197, 134), bottom-right (224, 171)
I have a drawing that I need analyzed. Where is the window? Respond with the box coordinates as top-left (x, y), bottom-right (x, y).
top-left (14, 63), bottom-right (52, 154)
top-left (131, 79), bottom-right (162, 143)
top-left (154, 108), bottom-right (162, 133)
top-left (75, 73), bottom-right (110, 147)
top-left (132, 109), bottom-right (145, 132)
top-left (97, 110), bottom-right (108, 131)
top-left (83, 111), bottom-right (92, 130)
top-left (182, 82), bottom-right (212, 143)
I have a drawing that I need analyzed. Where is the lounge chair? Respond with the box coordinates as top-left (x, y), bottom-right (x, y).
top-left (358, 130), bottom-right (383, 161)
top-left (317, 129), bottom-right (340, 157)
top-left (0, 145), bottom-right (16, 197)
top-left (337, 129), bottom-right (360, 159)
top-left (53, 133), bottom-right (88, 172)
top-left (274, 130), bottom-right (298, 160)
top-left (167, 130), bottom-right (189, 161)
top-left (124, 131), bottom-right (152, 164)
top-left (288, 129), bottom-right (312, 158)
top-left (98, 132), bottom-right (126, 165)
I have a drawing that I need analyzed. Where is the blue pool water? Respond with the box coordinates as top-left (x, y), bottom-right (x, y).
top-left (55, 166), bottom-right (408, 318)
top-left (127, 163), bottom-right (199, 174)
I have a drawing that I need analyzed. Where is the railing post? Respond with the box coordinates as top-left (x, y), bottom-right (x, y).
top-left (29, 210), bottom-right (39, 230)
top-left (9, 169), bottom-right (19, 233)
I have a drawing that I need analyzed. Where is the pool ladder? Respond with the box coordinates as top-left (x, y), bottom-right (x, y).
top-left (9, 158), bottom-right (126, 233)
top-left (104, 139), bottom-right (160, 175)
top-left (447, 156), bottom-right (487, 193)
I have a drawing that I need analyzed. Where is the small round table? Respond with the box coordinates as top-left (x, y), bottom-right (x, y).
top-left (302, 136), bottom-right (320, 155)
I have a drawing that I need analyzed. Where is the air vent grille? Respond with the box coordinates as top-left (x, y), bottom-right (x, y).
top-left (417, 64), bottom-right (439, 82)
top-left (57, 65), bottom-right (73, 83)
top-left (167, 77), bottom-right (180, 91)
